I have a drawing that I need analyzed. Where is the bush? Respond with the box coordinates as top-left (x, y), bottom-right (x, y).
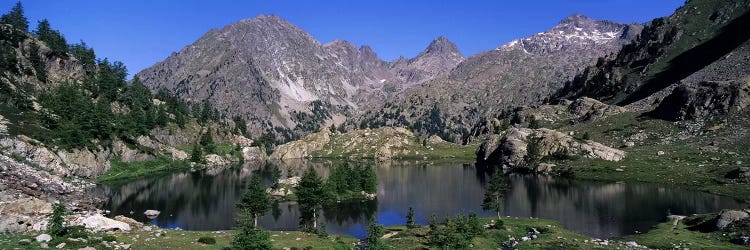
top-left (102, 235), bottom-right (117, 242)
top-left (197, 236), bottom-right (216, 245)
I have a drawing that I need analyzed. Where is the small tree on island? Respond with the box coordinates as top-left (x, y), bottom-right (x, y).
top-left (482, 170), bottom-right (509, 222)
top-left (238, 175), bottom-right (270, 227)
top-left (406, 206), bottom-right (418, 229)
top-left (190, 143), bottom-right (203, 163)
top-left (296, 167), bottom-right (329, 230)
top-left (231, 209), bottom-right (272, 250)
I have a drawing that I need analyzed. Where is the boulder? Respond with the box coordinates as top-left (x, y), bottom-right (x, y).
top-left (568, 97), bottom-right (626, 123)
top-left (114, 215), bottom-right (143, 228)
top-left (81, 214), bottom-right (131, 232)
top-left (144, 210), bottom-right (161, 219)
top-left (0, 197), bottom-right (52, 215)
top-left (0, 114), bottom-right (8, 136)
top-left (204, 154), bottom-right (231, 171)
top-left (35, 234), bottom-right (51, 242)
top-left (715, 209), bottom-right (749, 230)
top-left (477, 128), bottom-right (626, 171)
top-left (242, 147), bottom-right (267, 162)
top-left (653, 80), bottom-right (750, 121)
top-left (278, 176), bottom-right (301, 186)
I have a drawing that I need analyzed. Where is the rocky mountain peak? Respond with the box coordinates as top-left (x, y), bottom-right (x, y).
top-left (422, 35), bottom-right (463, 58)
top-left (498, 14), bottom-right (640, 55)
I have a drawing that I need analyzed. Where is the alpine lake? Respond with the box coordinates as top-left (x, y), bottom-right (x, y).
top-left (95, 159), bottom-right (747, 239)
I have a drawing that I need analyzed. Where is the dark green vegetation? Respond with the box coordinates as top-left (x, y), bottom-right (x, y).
top-left (325, 162), bottom-right (377, 200)
top-left (482, 170), bottom-right (510, 220)
top-left (231, 209), bottom-right (273, 250)
top-left (97, 157), bottom-right (191, 183)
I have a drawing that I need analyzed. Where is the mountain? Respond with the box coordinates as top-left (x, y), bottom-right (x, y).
top-left (355, 14), bottom-right (642, 142)
top-left (136, 14), bottom-right (463, 141)
top-left (557, 0), bottom-right (750, 108)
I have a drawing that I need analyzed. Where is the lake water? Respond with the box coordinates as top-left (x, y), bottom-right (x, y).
top-left (97, 160), bottom-right (747, 239)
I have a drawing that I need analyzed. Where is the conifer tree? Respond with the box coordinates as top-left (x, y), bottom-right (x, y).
top-left (482, 170), bottom-right (509, 221)
top-left (231, 209), bottom-right (272, 250)
top-left (296, 168), bottom-right (328, 229)
top-left (0, 1), bottom-right (28, 32)
top-left (238, 175), bottom-right (270, 227)
top-left (365, 216), bottom-right (387, 250)
top-left (406, 206), bottom-right (418, 229)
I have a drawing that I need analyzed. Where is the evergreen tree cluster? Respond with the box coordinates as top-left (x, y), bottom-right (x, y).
top-left (427, 213), bottom-right (484, 249)
top-left (0, 2), bottom-right (196, 149)
top-left (325, 162), bottom-right (378, 198)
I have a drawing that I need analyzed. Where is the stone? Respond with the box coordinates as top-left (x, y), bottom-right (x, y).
top-left (81, 214), bottom-right (131, 232)
top-left (114, 215), bottom-right (143, 228)
top-left (725, 167), bottom-right (750, 181)
top-left (624, 141), bottom-right (635, 148)
top-left (79, 247), bottom-right (96, 250)
top-left (35, 234), bottom-right (52, 242)
top-left (654, 80), bottom-right (750, 121)
top-left (40, 243), bottom-right (48, 248)
top-left (0, 197), bottom-right (53, 215)
top-left (537, 163), bottom-right (556, 173)
top-left (715, 209), bottom-right (749, 230)
top-left (144, 210), bottom-right (161, 219)
top-left (56, 243), bottom-right (66, 249)
top-left (242, 147), bottom-right (267, 162)
top-left (477, 128), bottom-right (626, 171)
top-left (657, 151), bottom-right (665, 156)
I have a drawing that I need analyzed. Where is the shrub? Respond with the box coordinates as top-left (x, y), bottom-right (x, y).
top-left (102, 235), bottom-right (117, 242)
top-left (197, 236), bottom-right (216, 245)
top-left (47, 203), bottom-right (66, 237)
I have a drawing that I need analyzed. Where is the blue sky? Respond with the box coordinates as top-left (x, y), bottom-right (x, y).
top-left (4, 0), bottom-right (684, 76)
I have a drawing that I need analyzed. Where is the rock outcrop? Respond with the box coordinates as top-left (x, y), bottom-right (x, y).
top-left (653, 80), bottom-right (750, 121)
top-left (271, 127), bottom-right (470, 160)
top-left (81, 214), bottom-right (131, 232)
top-left (568, 97), bottom-right (626, 123)
top-left (477, 128), bottom-right (626, 171)
top-left (270, 131), bottom-right (331, 160)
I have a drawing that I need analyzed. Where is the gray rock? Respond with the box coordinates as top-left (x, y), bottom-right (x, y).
top-left (144, 210), bottom-right (161, 219)
top-left (477, 128), bottom-right (626, 171)
top-left (654, 80), bottom-right (750, 121)
top-left (81, 214), bottom-right (131, 232)
top-left (55, 243), bottom-right (65, 249)
top-left (715, 209), bottom-right (749, 230)
top-left (35, 233), bottom-right (51, 242)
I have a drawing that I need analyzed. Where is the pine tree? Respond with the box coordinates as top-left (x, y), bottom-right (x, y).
top-left (47, 203), bottom-right (66, 236)
top-left (156, 106), bottom-right (168, 127)
top-left (28, 42), bottom-right (46, 82)
top-left (528, 116), bottom-right (540, 129)
top-left (296, 168), bottom-right (328, 230)
top-left (406, 206), bottom-right (418, 229)
top-left (34, 19), bottom-right (68, 56)
top-left (231, 209), bottom-right (272, 250)
top-left (482, 170), bottom-right (509, 221)
top-left (359, 164), bottom-right (377, 194)
top-left (174, 108), bottom-right (186, 128)
top-left (200, 126), bottom-right (215, 154)
top-left (365, 216), bottom-right (387, 250)
top-left (0, 1), bottom-right (28, 32)
top-left (428, 213), bottom-right (438, 230)
top-left (524, 134), bottom-right (542, 169)
top-left (238, 175), bottom-right (270, 227)
top-left (190, 143), bottom-right (203, 163)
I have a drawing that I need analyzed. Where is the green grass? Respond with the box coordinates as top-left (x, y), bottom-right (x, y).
top-left (549, 112), bottom-right (750, 201)
top-left (616, 220), bottom-right (740, 249)
top-left (116, 230), bottom-right (356, 250)
top-left (97, 157), bottom-right (191, 183)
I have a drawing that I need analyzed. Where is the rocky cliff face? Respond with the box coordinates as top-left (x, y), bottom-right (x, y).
top-left (136, 14), bottom-right (464, 139)
top-left (356, 14), bottom-right (640, 142)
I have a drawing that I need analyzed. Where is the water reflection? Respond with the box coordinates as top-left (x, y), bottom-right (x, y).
top-left (97, 160), bottom-right (747, 239)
